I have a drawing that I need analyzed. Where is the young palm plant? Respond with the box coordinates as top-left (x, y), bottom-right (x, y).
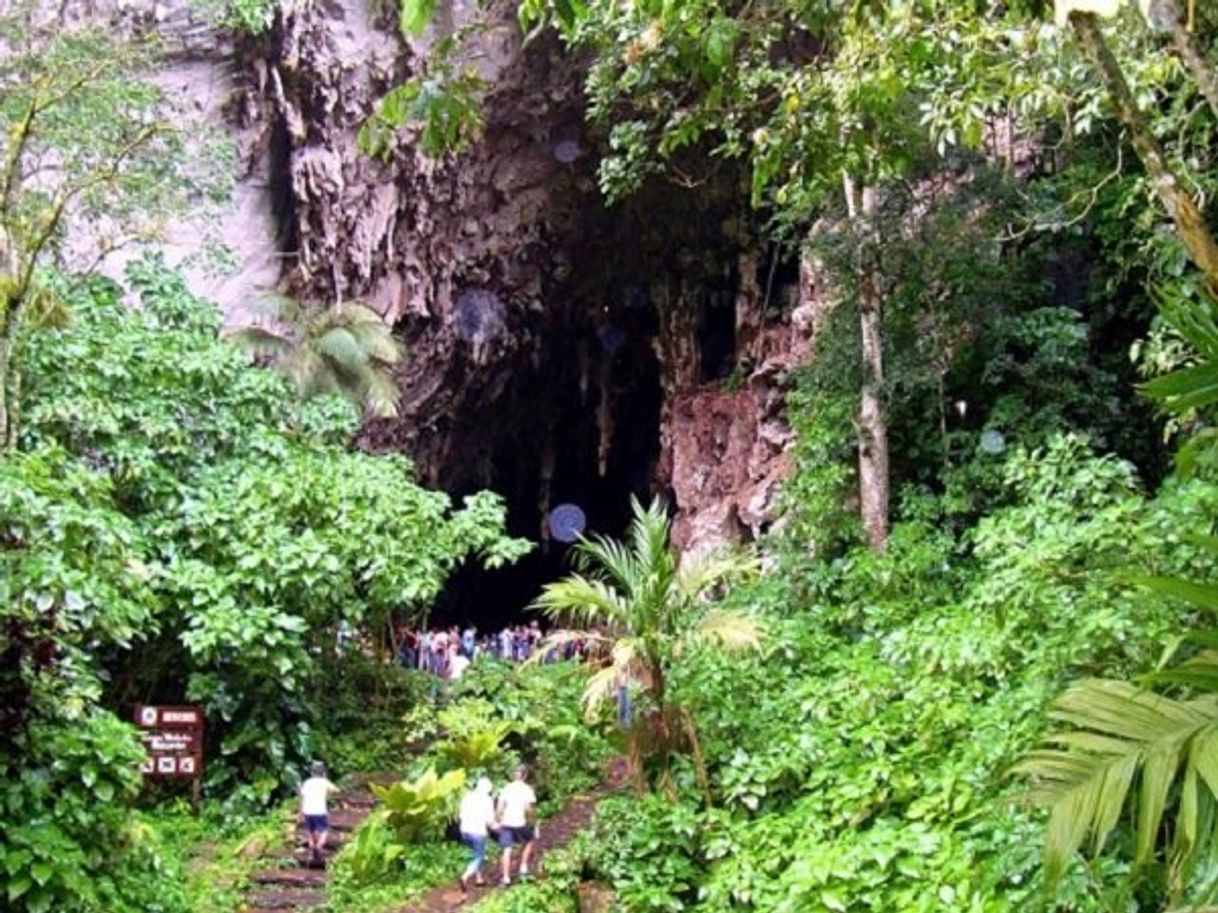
top-left (1015, 283), bottom-right (1218, 897)
top-left (224, 294), bottom-right (403, 418)
top-left (531, 496), bottom-right (762, 800)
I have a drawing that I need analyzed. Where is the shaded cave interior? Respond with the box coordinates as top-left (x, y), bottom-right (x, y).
top-left (429, 181), bottom-right (758, 630)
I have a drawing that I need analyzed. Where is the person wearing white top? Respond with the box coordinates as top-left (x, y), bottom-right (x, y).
top-left (299, 761), bottom-right (339, 864)
top-left (496, 764), bottom-right (539, 885)
top-left (458, 777), bottom-right (497, 890)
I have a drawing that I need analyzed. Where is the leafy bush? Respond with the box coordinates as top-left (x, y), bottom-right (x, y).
top-left (0, 712), bottom-right (188, 913)
top-left (569, 435), bottom-right (1217, 912)
top-left (11, 261), bottom-right (530, 802)
top-left (374, 767), bottom-right (467, 842)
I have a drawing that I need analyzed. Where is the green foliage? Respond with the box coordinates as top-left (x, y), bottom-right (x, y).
top-left (360, 63), bottom-right (485, 160)
top-left (225, 295), bottom-right (405, 418)
top-left (196, 0), bottom-right (280, 33)
top-left (329, 839), bottom-right (464, 912)
top-left (373, 767), bottom-right (468, 842)
top-left (8, 259), bottom-right (529, 805)
top-left (534, 496), bottom-right (762, 794)
top-left (0, 5), bottom-right (228, 444)
top-left (1010, 287), bottom-right (1218, 900)
top-left (0, 712), bottom-right (188, 913)
top-left (338, 810), bottom-right (409, 885)
top-left (561, 435), bottom-right (1218, 911)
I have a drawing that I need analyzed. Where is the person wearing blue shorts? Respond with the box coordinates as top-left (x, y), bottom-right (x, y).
top-left (496, 765), bottom-right (538, 885)
top-left (458, 777), bottom-right (497, 890)
top-left (299, 761), bottom-right (338, 865)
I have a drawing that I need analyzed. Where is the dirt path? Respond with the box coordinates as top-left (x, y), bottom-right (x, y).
top-left (240, 762), bottom-right (626, 913)
top-left (395, 759), bottom-right (627, 913)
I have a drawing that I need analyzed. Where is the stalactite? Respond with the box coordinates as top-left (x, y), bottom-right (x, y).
top-left (735, 249), bottom-right (763, 366)
top-left (578, 337), bottom-right (590, 404)
top-left (538, 438), bottom-right (555, 550)
top-left (597, 356), bottom-right (614, 477)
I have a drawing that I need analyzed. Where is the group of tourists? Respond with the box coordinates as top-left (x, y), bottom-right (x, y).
top-left (298, 761), bottom-right (540, 888)
top-left (394, 621), bottom-right (592, 679)
top-left (456, 764), bottom-right (539, 889)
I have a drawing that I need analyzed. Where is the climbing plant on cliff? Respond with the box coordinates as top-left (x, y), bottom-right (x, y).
top-left (0, 5), bottom-right (215, 449)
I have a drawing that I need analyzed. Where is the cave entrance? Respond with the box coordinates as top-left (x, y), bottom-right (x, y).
top-left (428, 312), bottom-right (664, 632)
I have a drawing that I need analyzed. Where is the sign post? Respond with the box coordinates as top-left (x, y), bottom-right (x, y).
top-left (135, 704), bottom-right (204, 804)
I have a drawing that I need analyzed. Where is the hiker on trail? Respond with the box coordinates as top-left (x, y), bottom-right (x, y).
top-left (496, 764), bottom-right (539, 885)
top-left (461, 625), bottom-right (477, 659)
top-left (458, 777), bottom-right (497, 891)
top-left (299, 761), bottom-right (339, 864)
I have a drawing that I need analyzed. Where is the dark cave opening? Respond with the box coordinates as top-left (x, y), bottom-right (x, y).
top-left (428, 312), bottom-right (665, 632)
top-left (422, 163), bottom-right (751, 634)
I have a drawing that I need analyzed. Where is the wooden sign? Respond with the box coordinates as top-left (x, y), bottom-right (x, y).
top-left (135, 704), bottom-right (204, 779)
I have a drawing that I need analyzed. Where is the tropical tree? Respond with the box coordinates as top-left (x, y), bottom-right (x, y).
top-left (224, 294), bottom-right (404, 418)
top-left (532, 496), bottom-right (762, 798)
top-left (1057, 0), bottom-right (1218, 293)
top-left (1016, 285), bottom-right (1218, 900)
top-left (0, 5), bottom-right (209, 448)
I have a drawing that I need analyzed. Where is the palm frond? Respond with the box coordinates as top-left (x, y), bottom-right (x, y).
top-left (332, 303), bottom-right (403, 364)
top-left (245, 292), bottom-right (304, 324)
top-left (1134, 575), bottom-right (1218, 616)
top-left (582, 664), bottom-right (621, 717)
top-left (628, 496), bottom-right (676, 583)
top-left (574, 533), bottom-right (642, 595)
top-left (363, 367), bottom-right (401, 418)
top-left (223, 323), bottom-right (297, 360)
top-left (581, 638), bottom-right (645, 714)
top-left (684, 609), bottom-right (765, 655)
top-left (317, 326), bottom-right (371, 369)
top-left (1013, 679), bottom-right (1218, 881)
top-left (526, 629), bottom-right (612, 666)
top-left (676, 550), bottom-right (759, 601)
top-left (1158, 284), bottom-right (1218, 360)
top-left (1148, 652), bottom-right (1218, 691)
top-left (225, 295), bottom-right (403, 417)
top-left (531, 574), bottom-right (631, 627)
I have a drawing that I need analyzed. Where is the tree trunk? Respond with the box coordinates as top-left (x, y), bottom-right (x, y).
top-left (1160, 0), bottom-right (1218, 120)
top-left (843, 175), bottom-right (889, 551)
top-left (0, 332), bottom-right (9, 449)
top-left (1071, 11), bottom-right (1218, 295)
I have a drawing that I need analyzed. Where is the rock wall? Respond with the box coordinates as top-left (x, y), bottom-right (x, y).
top-left (66, 0), bottom-right (812, 554)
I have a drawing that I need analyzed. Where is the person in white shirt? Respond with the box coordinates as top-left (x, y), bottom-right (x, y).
top-left (450, 649), bottom-right (470, 680)
top-left (299, 761), bottom-right (339, 864)
top-left (458, 777), bottom-right (497, 890)
top-left (496, 764), bottom-right (539, 885)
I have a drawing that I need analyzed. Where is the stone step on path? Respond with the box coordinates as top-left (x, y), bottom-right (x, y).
top-left (243, 784), bottom-right (380, 913)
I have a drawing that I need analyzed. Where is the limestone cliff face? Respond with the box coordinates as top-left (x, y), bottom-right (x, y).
top-left (77, 0), bottom-right (812, 554)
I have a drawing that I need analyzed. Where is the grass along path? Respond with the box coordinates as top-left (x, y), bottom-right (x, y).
top-left (237, 761), bottom-right (626, 913)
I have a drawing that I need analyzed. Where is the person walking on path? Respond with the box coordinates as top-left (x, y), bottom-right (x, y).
top-left (299, 761), bottom-right (339, 865)
top-left (496, 764), bottom-right (538, 886)
top-left (458, 777), bottom-right (498, 891)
